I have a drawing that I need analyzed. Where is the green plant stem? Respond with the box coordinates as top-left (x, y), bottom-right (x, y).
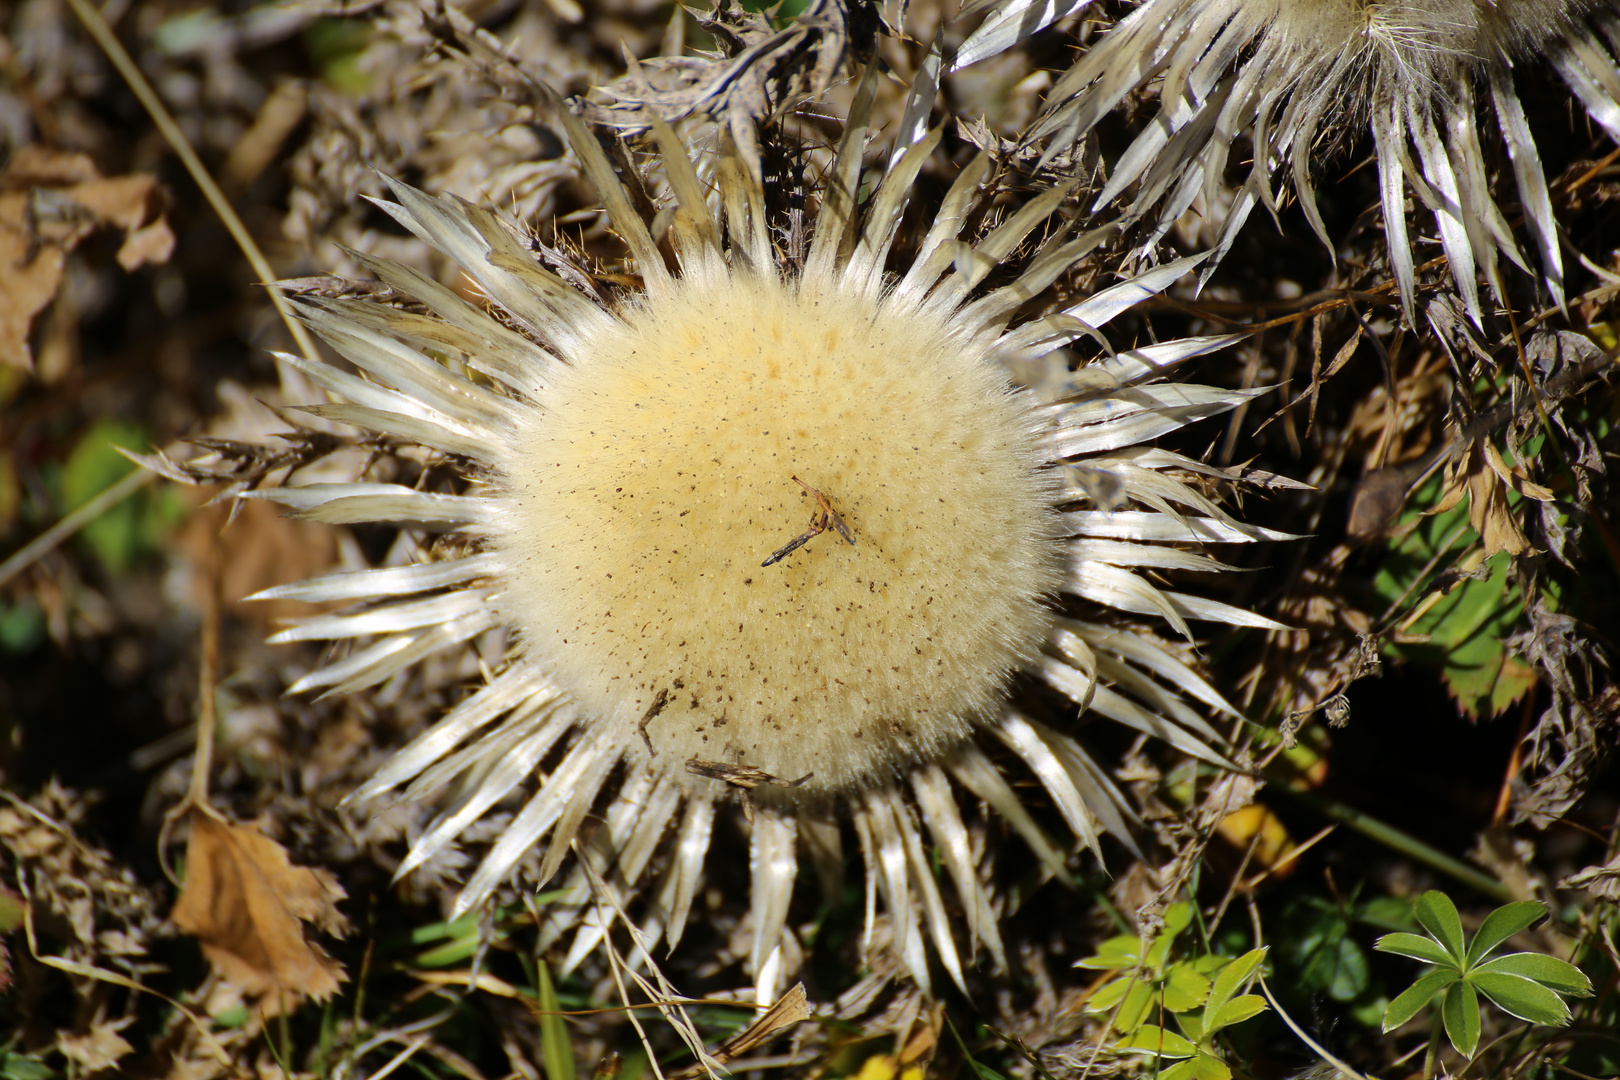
top-left (1424, 1012), bottom-right (1440, 1080)
top-left (1269, 782), bottom-right (1512, 903)
top-left (0, 466), bottom-right (153, 590)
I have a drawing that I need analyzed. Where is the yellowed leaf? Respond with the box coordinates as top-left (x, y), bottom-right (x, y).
top-left (1468, 450), bottom-right (1531, 557)
top-left (170, 813), bottom-right (348, 1009)
top-left (1429, 464), bottom-right (1468, 517)
top-left (1432, 441), bottom-right (1534, 558)
top-left (1218, 804), bottom-right (1298, 874)
top-left (1484, 442), bottom-right (1556, 501)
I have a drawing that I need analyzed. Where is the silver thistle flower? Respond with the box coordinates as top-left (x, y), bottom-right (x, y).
top-left (246, 64), bottom-right (1290, 1002)
top-left (957, 0), bottom-right (1620, 319)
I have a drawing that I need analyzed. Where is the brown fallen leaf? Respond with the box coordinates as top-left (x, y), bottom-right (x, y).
top-left (170, 811), bottom-right (348, 1010)
top-left (0, 146), bottom-right (175, 372)
top-left (1430, 438), bottom-right (1555, 559)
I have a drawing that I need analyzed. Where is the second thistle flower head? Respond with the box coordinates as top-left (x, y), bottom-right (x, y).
top-left (958, 0), bottom-right (1620, 321)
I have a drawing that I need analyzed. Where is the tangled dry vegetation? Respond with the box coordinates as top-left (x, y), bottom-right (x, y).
top-left (0, 0), bottom-right (1617, 1077)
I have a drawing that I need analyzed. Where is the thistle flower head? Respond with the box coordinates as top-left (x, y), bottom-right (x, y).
top-left (957, 0), bottom-right (1620, 320)
top-left (499, 264), bottom-right (1062, 793)
top-left (249, 66), bottom-right (1290, 1000)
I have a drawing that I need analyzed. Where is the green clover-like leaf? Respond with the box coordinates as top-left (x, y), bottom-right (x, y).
top-left (1469, 973), bottom-right (1573, 1027)
top-left (1175, 1007), bottom-right (1206, 1044)
top-left (1207, 994), bottom-right (1268, 1035)
top-left (1117, 1025), bottom-right (1197, 1059)
top-left (1474, 952), bottom-right (1593, 998)
top-left (1162, 962), bottom-right (1213, 1012)
top-left (1087, 976), bottom-right (1157, 1033)
top-left (1374, 932), bottom-right (1457, 968)
top-left (1086, 976), bottom-right (1134, 1012)
top-left (1077, 934), bottom-right (1144, 970)
top-left (1144, 903), bottom-right (1194, 971)
top-left (1463, 901), bottom-right (1547, 967)
top-left (1299, 930), bottom-right (1371, 1002)
top-left (1161, 1053), bottom-right (1232, 1080)
top-left (1415, 891), bottom-right (1466, 964)
top-left (1442, 980), bottom-right (1481, 1058)
top-left (1383, 967), bottom-right (1459, 1031)
top-left (1203, 948), bottom-right (1266, 1033)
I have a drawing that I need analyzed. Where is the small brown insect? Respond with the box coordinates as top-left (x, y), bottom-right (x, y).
top-left (760, 476), bottom-right (855, 567)
top-left (636, 687), bottom-right (671, 755)
top-left (684, 758), bottom-right (814, 790)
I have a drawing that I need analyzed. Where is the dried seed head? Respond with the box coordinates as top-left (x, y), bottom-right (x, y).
top-left (247, 63), bottom-right (1295, 999)
top-left (961, 0), bottom-right (1620, 318)
top-left (498, 270), bottom-right (1062, 792)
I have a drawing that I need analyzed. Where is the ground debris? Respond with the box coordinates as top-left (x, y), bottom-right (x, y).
top-left (170, 811), bottom-right (349, 1011)
top-left (0, 146), bottom-right (173, 372)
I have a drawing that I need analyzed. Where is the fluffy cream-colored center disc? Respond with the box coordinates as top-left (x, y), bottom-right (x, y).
top-left (497, 270), bottom-right (1061, 793)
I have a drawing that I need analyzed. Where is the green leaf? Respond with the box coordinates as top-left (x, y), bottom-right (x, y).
top-left (536, 960), bottom-right (577, 1080)
top-left (58, 419), bottom-right (181, 573)
top-left (1464, 901), bottom-right (1547, 967)
top-left (1207, 994), bottom-right (1268, 1034)
top-left (1474, 952), bottom-right (1593, 997)
top-left (0, 1054), bottom-right (55, 1080)
top-left (1414, 892), bottom-right (1466, 963)
top-left (1087, 976), bottom-right (1160, 1031)
top-left (1442, 980), bottom-right (1481, 1059)
top-left (1203, 948), bottom-right (1266, 1032)
top-left (1162, 1053), bottom-right (1231, 1080)
top-left (1382, 967), bottom-right (1459, 1031)
top-left (0, 600), bottom-right (44, 654)
top-left (61, 422), bottom-right (141, 572)
top-left (1377, 521), bottom-right (1533, 719)
top-left (1374, 932), bottom-right (1456, 968)
top-left (1116, 1025), bottom-right (1197, 1059)
top-left (1085, 976), bottom-right (1135, 1012)
top-left (1351, 995), bottom-right (1391, 1029)
top-left (946, 1016), bottom-right (1012, 1080)
top-left (1076, 934), bottom-right (1143, 969)
top-left (1469, 973), bottom-right (1574, 1027)
top-left (1296, 922), bottom-right (1371, 1002)
top-left (1118, 982), bottom-right (1157, 1033)
top-left (1433, 591), bottom-right (1534, 719)
top-left (1357, 895), bottom-right (1419, 930)
top-left (213, 1004), bottom-right (249, 1029)
top-left (1162, 902), bottom-right (1194, 937)
top-left (1144, 903), bottom-right (1194, 971)
top-left (1162, 962), bottom-right (1213, 1012)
